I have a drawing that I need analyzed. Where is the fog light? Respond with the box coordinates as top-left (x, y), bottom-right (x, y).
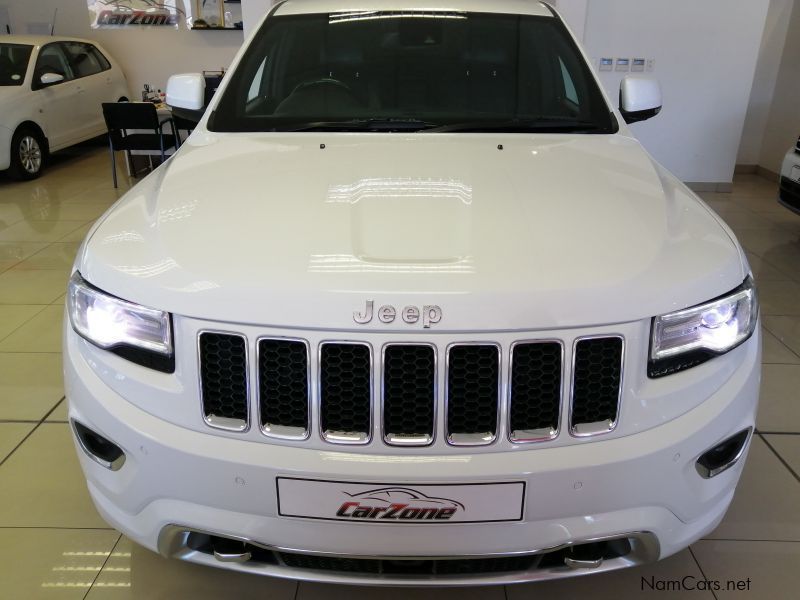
top-left (72, 420), bottom-right (126, 471)
top-left (696, 428), bottom-right (751, 478)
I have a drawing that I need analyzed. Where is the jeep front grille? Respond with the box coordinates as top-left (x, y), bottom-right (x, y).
top-left (197, 332), bottom-right (625, 447)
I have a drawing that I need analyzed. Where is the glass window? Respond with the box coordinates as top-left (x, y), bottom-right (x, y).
top-left (34, 43), bottom-right (74, 85)
top-left (210, 12), bottom-right (615, 133)
top-left (0, 44), bottom-right (33, 86)
top-left (90, 45), bottom-right (112, 71)
top-left (62, 42), bottom-right (104, 78)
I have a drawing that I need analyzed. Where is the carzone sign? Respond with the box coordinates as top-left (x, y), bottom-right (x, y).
top-left (88, 0), bottom-right (181, 28)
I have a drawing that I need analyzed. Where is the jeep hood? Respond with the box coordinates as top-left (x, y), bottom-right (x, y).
top-left (79, 133), bottom-right (745, 331)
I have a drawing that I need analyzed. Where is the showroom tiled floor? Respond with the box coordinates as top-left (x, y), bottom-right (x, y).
top-left (0, 144), bottom-right (799, 598)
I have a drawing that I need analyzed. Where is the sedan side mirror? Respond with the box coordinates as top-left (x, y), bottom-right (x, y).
top-left (619, 76), bottom-right (662, 124)
top-left (166, 73), bottom-right (206, 111)
top-left (39, 72), bottom-right (65, 86)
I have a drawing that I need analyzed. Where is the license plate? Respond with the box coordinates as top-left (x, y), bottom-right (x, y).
top-left (277, 478), bottom-right (525, 524)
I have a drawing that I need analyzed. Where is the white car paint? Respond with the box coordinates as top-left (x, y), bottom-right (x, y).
top-left (0, 35), bottom-right (129, 175)
top-left (779, 137), bottom-right (800, 214)
top-left (65, 0), bottom-right (760, 585)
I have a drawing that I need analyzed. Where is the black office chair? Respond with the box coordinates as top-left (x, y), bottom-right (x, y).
top-left (101, 102), bottom-right (179, 188)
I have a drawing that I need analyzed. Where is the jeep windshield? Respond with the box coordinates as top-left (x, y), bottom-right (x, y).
top-left (0, 44), bottom-right (33, 87)
top-left (209, 11), bottom-right (617, 133)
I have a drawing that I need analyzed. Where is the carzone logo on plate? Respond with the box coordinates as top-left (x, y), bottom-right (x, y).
top-left (335, 487), bottom-right (466, 521)
top-left (88, 0), bottom-right (181, 28)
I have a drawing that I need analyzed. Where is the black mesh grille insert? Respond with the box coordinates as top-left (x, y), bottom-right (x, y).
top-left (447, 345), bottom-right (499, 438)
top-left (320, 343), bottom-right (371, 436)
top-left (258, 339), bottom-right (308, 431)
top-left (383, 345), bottom-right (435, 442)
top-left (571, 337), bottom-right (623, 428)
top-left (509, 342), bottom-right (562, 436)
top-left (277, 552), bottom-right (537, 576)
top-left (199, 333), bottom-right (248, 423)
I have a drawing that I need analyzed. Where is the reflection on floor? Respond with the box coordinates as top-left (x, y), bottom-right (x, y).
top-left (1, 145), bottom-right (798, 598)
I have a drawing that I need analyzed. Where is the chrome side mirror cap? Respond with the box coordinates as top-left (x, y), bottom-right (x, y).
top-left (619, 76), bottom-right (662, 124)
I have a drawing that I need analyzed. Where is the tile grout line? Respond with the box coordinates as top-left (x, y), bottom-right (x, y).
top-left (700, 537), bottom-right (800, 543)
top-left (0, 304), bottom-right (50, 346)
top-left (761, 321), bottom-right (800, 362)
top-left (0, 396), bottom-right (65, 468)
top-left (688, 546), bottom-right (719, 600)
top-left (756, 431), bottom-right (800, 436)
top-left (759, 433), bottom-right (800, 484)
top-left (82, 533), bottom-right (123, 600)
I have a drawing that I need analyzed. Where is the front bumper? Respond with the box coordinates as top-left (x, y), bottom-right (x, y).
top-left (779, 149), bottom-right (800, 213)
top-left (66, 329), bottom-right (760, 585)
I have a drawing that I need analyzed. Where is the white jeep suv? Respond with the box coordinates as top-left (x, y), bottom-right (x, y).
top-left (65, 0), bottom-right (761, 586)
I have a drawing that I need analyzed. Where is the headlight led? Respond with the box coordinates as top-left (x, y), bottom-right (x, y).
top-left (649, 277), bottom-right (757, 377)
top-left (67, 272), bottom-right (174, 371)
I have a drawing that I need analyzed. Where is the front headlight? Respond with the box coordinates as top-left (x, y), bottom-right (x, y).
top-left (67, 272), bottom-right (174, 373)
top-left (649, 277), bottom-right (758, 378)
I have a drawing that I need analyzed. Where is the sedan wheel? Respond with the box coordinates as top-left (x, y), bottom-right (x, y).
top-left (19, 135), bottom-right (43, 175)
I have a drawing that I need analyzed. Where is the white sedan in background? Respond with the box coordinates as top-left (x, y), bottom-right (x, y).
top-left (779, 135), bottom-right (800, 213)
top-left (0, 35), bottom-right (129, 179)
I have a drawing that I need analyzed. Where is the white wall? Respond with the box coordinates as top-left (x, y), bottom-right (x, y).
top-left (560, 0), bottom-right (769, 186)
top-left (241, 0), bottom-right (275, 38)
top-left (758, 0), bottom-right (800, 173)
top-left (1, 0), bottom-right (244, 96)
top-left (737, 0), bottom-right (793, 166)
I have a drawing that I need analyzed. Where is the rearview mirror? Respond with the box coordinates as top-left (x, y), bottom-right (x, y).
top-left (40, 72), bottom-right (64, 86)
top-left (619, 76), bottom-right (662, 124)
top-left (166, 73), bottom-right (205, 111)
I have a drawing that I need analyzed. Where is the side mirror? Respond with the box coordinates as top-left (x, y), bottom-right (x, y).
top-left (39, 72), bottom-right (64, 86)
top-left (166, 73), bottom-right (205, 111)
top-left (619, 76), bottom-right (662, 124)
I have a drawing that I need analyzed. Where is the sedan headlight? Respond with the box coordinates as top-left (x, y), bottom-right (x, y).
top-left (649, 277), bottom-right (758, 378)
top-left (67, 272), bottom-right (174, 373)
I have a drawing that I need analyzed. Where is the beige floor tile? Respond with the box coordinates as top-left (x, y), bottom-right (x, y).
top-left (506, 550), bottom-right (712, 599)
top-left (0, 304), bottom-right (45, 342)
top-left (692, 540), bottom-right (800, 599)
top-left (59, 222), bottom-right (94, 243)
top-left (0, 528), bottom-right (119, 600)
top-left (0, 353), bottom-right (63, 420)
top-left (0, 422), bottom-right (34, 461)
top-left (85, 537), bottom-right (297, 600)
top-left (763, 316), bottom-right (800, 355)
top-left (299, 582), bottom-right (505, 600)
top-left (0, 241), bottom-right (47, 272)
top-left (0, 305), bottom-right (64, 352)
top-left (14, 242), bottom-right (82, 271)
top-left (53, 202), bottom-right (115, 221)
top-left (706, 436), bottom-right (800, 541)
top-left (0, 423), bottom-right (108, 527)
top-left (759, 248), bottom-right (800, 282)
top-left (0, 220), bottom-right (89, 243)
top-left (763, 435), bottom-right (800, 476)
top-left (724, 211), bottom-right (779, 231)
top-left (757, 365), bottom-right (800, 432)
top-left (47, 398), bottom-right (69, 422)
top-left (746, 252), bottom-right (792, 282)
top-left (761, 329), bottom-right (800, 364)
top-left (733, 228), bottom-right (800, 257)
top-left (0, 269), bottom-right (69, 304)
top-left (754, 280), bottom-right (800, 316)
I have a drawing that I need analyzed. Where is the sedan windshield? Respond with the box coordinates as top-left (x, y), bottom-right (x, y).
top-left (209, 11), bottom-right (616, 133)
top-left (0, 44), bottom-right (33, 86)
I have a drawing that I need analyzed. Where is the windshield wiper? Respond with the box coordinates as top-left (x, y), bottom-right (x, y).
top-left (284, 118), bottom-right (440, 132)
top-left (424, 118), bottom-right (607, 133)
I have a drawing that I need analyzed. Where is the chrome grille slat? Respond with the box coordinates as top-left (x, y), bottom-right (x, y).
top-left (445, 344), bottom-right (501, 446)
top-left (198, 331), bottom-right (249, 432)
top-left (509, 341), bottom-right (563, 443)
top-left (257, 338), bottom-right (310, 440)
top-left (319, 342), bottom-right (373, 445)
top-left (382, 344), bottom-right (436, 446)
